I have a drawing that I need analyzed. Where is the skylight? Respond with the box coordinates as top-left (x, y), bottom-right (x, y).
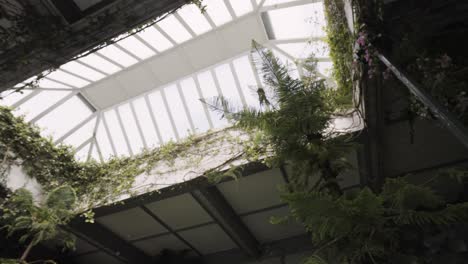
top-left (204, 0), bottom-right (233, 26)
top-left (115, 36), bottom-right (156, 60)
top-left (97, 45), bottom-right (138, 67)
top-left (136, 26), bottom-right (174, 52)
top-left (103, 110), bottom-right (131, 156)
top-left (4, 0), bottom-right (335, 162)
top-left (157, 15), bottom-right (193, 44)
top-left (78, 53), bottom-right (122, 75)
top-left (266, 2), bottom-right (326, 39)
top-left (177, 4), bottom-right (212, 35)
top-left (60, 61), bottom-right (106, 82)
top-left (230, 0), bottom-right (253, 17)
top-left (117, 103), bottom-right (145, 154)
top-left (47, 69), bottom-right (91, 88)
top-left (35, 95), bottom-right (94, 139)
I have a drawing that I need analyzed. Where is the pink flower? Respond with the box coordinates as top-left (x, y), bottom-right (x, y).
top-left (356, 32), bottom-right (367, 46)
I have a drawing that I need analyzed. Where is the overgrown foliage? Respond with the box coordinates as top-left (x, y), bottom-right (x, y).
top-left (1, 186), bottom-right (77, 263)
top-left (286, 173), bottom-right (468, 264)
top-left (323, 0), bottom-right (354, 105)
top-left (206, 41), bottom-right (356, 194)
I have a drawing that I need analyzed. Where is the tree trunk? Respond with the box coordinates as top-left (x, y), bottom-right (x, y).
top-left (19, 240), bottom-right (34, 263)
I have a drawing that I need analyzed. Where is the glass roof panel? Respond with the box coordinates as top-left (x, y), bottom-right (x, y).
top-left (75, 142), bottom-right (91, 162)
top-left (204, 0), bottom-right (233, 26)
top-left (36, 95), bottom-right (94, 140)
top-left (196, 70), bottom-right (228, 128)
top-left (117, 103), bottom-right (145, 154)
top-left (230, 0), bottom-right (253, 16)
top-left (60, 61), bottom-right (106, 82)
top-left (34, 78), bottom-right (73, 89)
top-left (147, 90), bottom-right (176, 143)
top-left (47, 70), bottom-right (91, 88)
top-left (214, 63), bottom-right (244, 107)
top-left (132, 97), bottom-right (160, 149)
top-left (104, 110), bottom-right (130, 156)
top-left (317, 61), bottom-right (333, 77)
top-left (266, 2), bottom-right (326, 39)
top-left (179, 77), bottom-right (210, 133)
top-left (90, 143), bottom-right (101, 162)
top-left (263, 0), bottom-right (298, 6)
top-left (62, 116), bottom-right (97, 148)
top-left (163, 85), bottom-right (192, 138)
top-left (136, 26), bottom-right (174, 52)
top-left (277, 41), bottom-right (330, 59)
top-left (177, 4), bottom-right (212, 35)
top-left (97, 45), bottom-right (138, 67)
top-left (96, 121), bottom-right (114, 160)
top-left (117, 36), bottom-right (156, 60)
top-left (232, 56), bottom-right (261, 109)
top-left (157, 15), bottom-right (192, 44)
top-left (78, 53), bottom-right (122, 75)
top-left (15, 91), bottom-right (71, 122)
top-left (0, 90), bottom-right (33, 107)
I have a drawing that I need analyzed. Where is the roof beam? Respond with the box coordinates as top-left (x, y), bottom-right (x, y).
top-left (68, 219), bottom-right (152, 264)
top-left (191, 186), bottom-right (261, 258)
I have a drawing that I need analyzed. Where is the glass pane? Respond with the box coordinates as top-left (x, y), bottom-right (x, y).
top-left (266, 2), bottom-right (326, 39)
top-left (104, 110), bottom-right (130, 156)
top-left (15, 91), bottom-right (71, 122)
top-left (78, 53), bottom-right (122, 75)
top-left (147, 90), bottom-right (176, 142)
top-left (36, 96), bottom-right (94, 140)
top-left (47, 70), bottom-right (90, 88)
top-left (196, 70), bottom-right (228, 127)
top-left (230, 0), bottom-right (253, 16)
top-left (62, 117), bottom-right (97, 148)
top-left (132, 97), bottom-right (160, 148)
top-left (117, 36), bottom-right (156, 60)
top-left (60, 61), bottom-right (106, 82)
top-left (277, 41), bottom-right (329, 59)
top-left (264, 0), bottom-right (297, 6)
top-left (35, 78), bottom-right (73, 89)
top-left (317, 61), bottom-right (333, 77)
top-left (136, 26), bottom-right (174, 52)
top-left (177, 4), bottom-right (212, 35)
top-left (157, 15), bottom-right (192, 44)
top-left (179, 78), bottom-right (210, 133)
top-left (204, 0), bottom-right (232, 26)
top-left (75, 143), bottom-right (90, 162)
top-left (214, 64), bottom-right (243, 105)
top-left (232, 56), bottom-right (261, 109)
top-left (89, 143), bottom-right (101, 162)
top-left (96, 122), bottom-right (114, 160)
top-left (118, 103), bottom-right (144, 154)
top-left (163, 85), bottom-right (192, 138)
top-left (97, 45), bottom-right (138, 67)
top-left (0, 90), bottom-right (33, 107)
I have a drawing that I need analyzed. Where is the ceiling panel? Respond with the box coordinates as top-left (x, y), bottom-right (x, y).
top-left (217, 168), bottom-right (285, 214)
top-left (115, 65), bottom-right (160, 98)
top-left (183, 34), bottom-right (224, 70)
top-left (96, 207), bottom-right (167, 241)
top-left (146, 51), bottom-right (193, 85)
top-left (145, 194), bottom-right (213, 230)
top-left (179, 224), bottom-right (237, 254)
top-left (133, 234), bottom-right (190, 256)
top-left (74, 251), bottom-right (124, 264)
top-left (82, 78), bottom-right (128, 109)
top-left (241, 207), bottom-right (305, 243)
top-left (220, 14), bottom-right (267, 55)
